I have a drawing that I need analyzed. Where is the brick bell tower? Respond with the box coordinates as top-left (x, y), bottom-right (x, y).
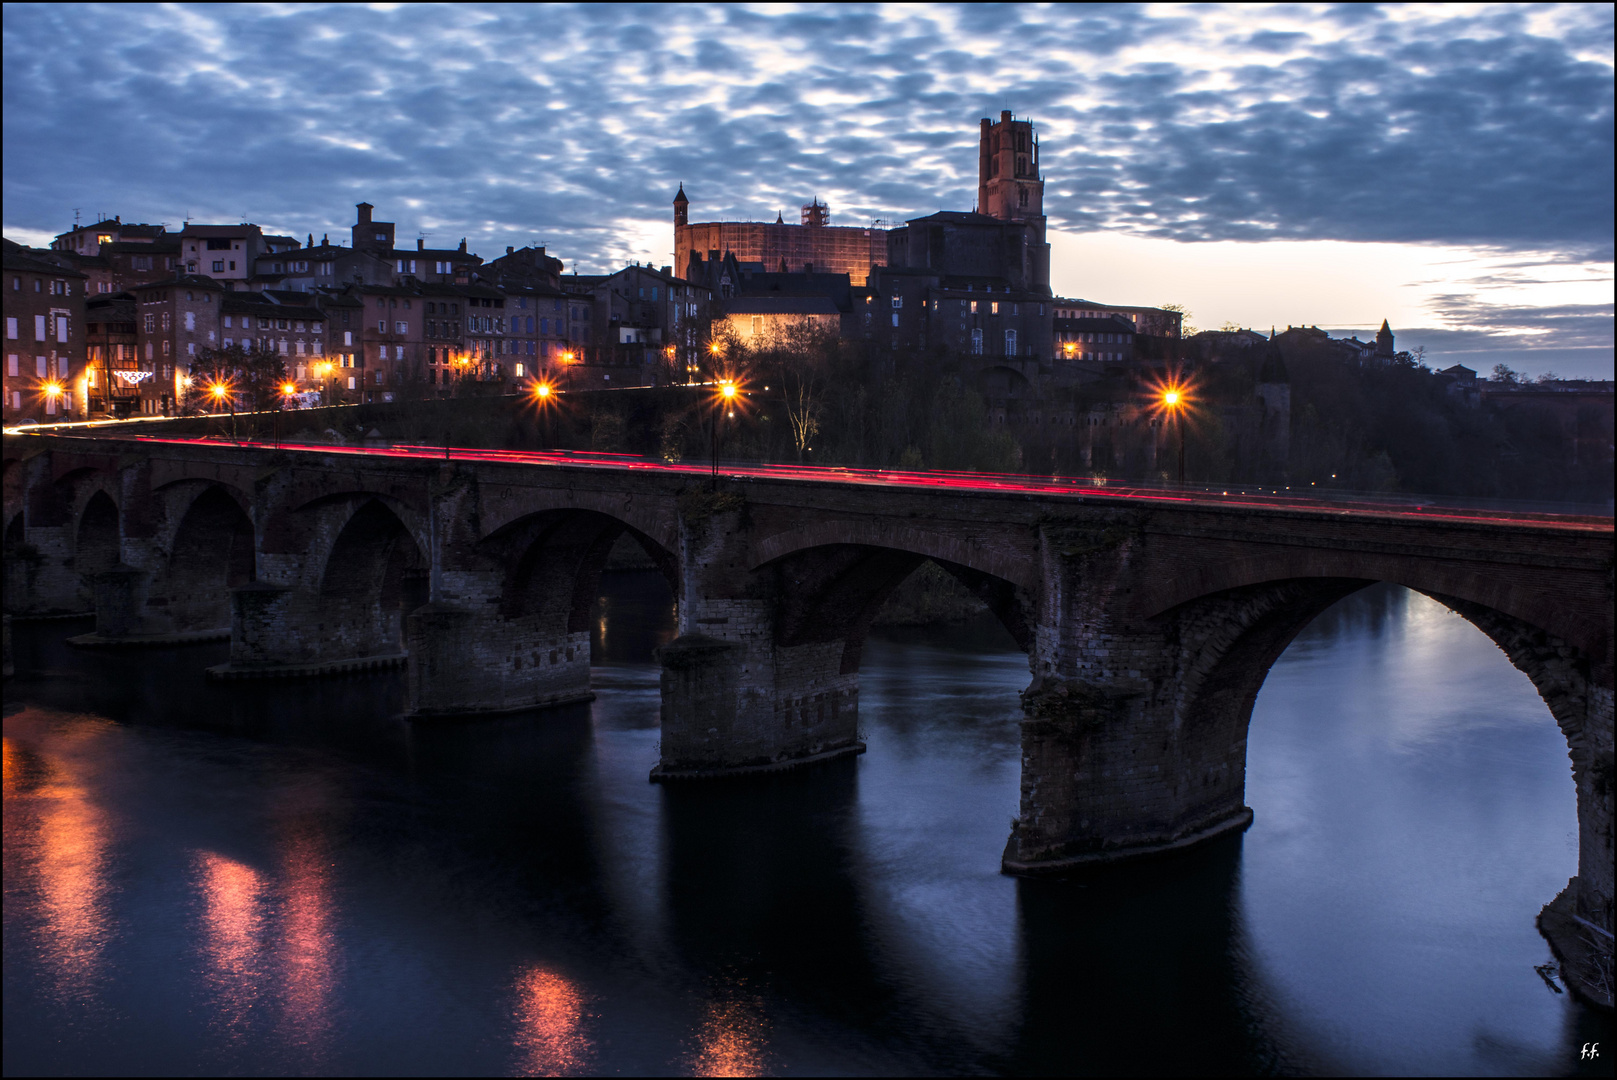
top-left (977, 111), bottom-right (1050, 291)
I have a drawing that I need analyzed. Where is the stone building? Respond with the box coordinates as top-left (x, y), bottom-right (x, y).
top-left (1053, 299), bottom-right (1182, 340)
top-left (3, 242), bottom-right (86, 422)
top-left (83, 292), bottom-right (140, 416)
top-left (130, 274), bottom-right (224, 414)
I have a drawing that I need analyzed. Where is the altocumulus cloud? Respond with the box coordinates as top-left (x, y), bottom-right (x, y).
top-left (2, 2), bottom-right (1611, 272)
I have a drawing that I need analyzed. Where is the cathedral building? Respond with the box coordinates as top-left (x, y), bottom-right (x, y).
top-left (674, 190), bottom-right (888, 287)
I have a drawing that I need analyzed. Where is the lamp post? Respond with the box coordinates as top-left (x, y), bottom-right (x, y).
top-left (210, 381), bottom-right (236, 442)
top-left (711, 379), bottom-right (737, 485)
top-left (1162, 388), bottom-right (1185, 485)
top-left (532, 378), bottom-right (554, 448)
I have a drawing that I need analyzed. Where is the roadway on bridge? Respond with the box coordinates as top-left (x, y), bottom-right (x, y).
top-left (16, 430), bottom-right (1614, 533)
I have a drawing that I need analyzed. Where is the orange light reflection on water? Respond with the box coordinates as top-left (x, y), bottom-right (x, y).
top-left (275, 824), bottom-right (336, 1059)
top-left (196, 851), bottom-right (268, 1042)
top-left (512, 966), bottom-right (590, 1076)
top-left (3, 733), bottom-right (113, 1003)
top-left (685, 981), bottom-right (771, 1078)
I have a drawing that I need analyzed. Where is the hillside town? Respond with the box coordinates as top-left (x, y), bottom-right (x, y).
top-left (4, 113), bottom-right (1610, 498)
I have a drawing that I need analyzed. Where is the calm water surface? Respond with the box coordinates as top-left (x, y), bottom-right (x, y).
top-left (4, 577), bottom-right (1609, 1075)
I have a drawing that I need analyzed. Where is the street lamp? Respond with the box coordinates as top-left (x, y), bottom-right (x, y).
top-left (531, 379), bottom-right (555, 448)
top-left (209, 380), bottom-right (237, 441)
top-left (1161, 385), bottom-right (1186, 484)
top-left (711, 379), bottom-right (738, 484)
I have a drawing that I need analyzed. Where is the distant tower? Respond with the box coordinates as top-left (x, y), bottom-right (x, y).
top-left (978, 111), bottom-right (1044, 226)
top-left (673, 184), bottom-right (689, 229)
top-left (802, 197), bottom-right (829, 227)
top-left (977, 111), bottom-right (1050, 291)
top-left (1376, 318), bottom-right (1394, 357)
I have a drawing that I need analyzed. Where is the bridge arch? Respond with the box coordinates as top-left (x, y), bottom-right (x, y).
top-left (1149, 573), bottom-right (1611, 947)
top-left (478, 490), bottom-right (677, 563)
top-left (148, 484), bottom-right (256, 631)
top-left (1136, 548), bottom-right (1609, 674)
top-left (760, 542), bottom-right (1034, 677)
top-left (318, 498), bottom-right (427, 658)
top-left (751, 521), bottom-right (1036, 592)
top-left (486, 508), bottom-right (677, 630)
top-left (74, 490), bottom-right (121, 581)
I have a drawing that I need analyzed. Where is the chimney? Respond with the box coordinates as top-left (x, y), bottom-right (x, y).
top-left (507, 246), bottom-right (515, 255)
top-left (417, 238), bottom-right (425, 251)
top-left (322, 233), bottom-right (328, 245)
top-left (459, 239), bottom-right (467, 253)
top-left (357, 202), bottom-right (373, 225)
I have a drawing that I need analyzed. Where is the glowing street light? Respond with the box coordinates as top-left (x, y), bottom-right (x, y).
top-left (1159, 383), bottom-right (1188, 484)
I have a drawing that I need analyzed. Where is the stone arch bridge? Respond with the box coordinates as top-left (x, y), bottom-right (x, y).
top-left (4, 433), bottom-right (1612, 987)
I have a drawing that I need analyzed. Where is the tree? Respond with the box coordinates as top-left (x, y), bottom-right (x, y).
top-left (1491, 363), bottom-right (1521, 384)
top-left (767, 316), bottom-right (833, 462)
top-left (1159, 303), bottom-right (1195, 337)
top-left (190, 344), bottom-right (287, 417)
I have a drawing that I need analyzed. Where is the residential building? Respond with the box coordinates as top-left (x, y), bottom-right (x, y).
top-left (84, 292), bottom-right (140, 416)
top-left (4, 242), bottom-right (86, 422)
top-left (131, 274), bottom-right (224, 414)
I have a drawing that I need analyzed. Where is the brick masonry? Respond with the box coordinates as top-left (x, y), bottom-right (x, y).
top-left (4, 432), bottom-right (1612, 948)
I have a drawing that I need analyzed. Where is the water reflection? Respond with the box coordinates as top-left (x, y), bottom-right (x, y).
top-left (195, 851), bottom-right (269, 1045)
top-left (511, 966), bottom-right (590, 1076)
top-left (684, 972), bottom-right (772, 1077)
top-left (276, 820), bottom-right (337, 1063)
top-left (1, 579), bottom-right (1608, 1076)
top-left (3, 727), bottom-right (115, 1010)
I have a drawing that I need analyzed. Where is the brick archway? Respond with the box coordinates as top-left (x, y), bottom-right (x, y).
top-left (148, 484), bottom-right (256, 633)
top-left (319, 498), bottom-right (426, 659)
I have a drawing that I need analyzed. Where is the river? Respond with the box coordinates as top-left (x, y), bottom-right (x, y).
top-left (3, 576), bottom-right (1609, 1075)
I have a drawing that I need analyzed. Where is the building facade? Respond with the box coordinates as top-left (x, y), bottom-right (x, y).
top-left (4, 243), bottom-right (86, 422)
top-left (675, 188), bottom-right (888, 287)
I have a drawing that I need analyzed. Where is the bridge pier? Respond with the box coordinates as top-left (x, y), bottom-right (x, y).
top-left (654, 500), bottom-right (862, 779)
top-left (405, 602), bottom-right (592, 716)
top-left (1005, 526), bottom-right (1363, 872)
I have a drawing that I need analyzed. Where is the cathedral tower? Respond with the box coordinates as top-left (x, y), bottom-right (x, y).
top-left (978, 111), bottom-right (1044, 229)
top-left (673, 184), bottom-right (689, 229)
top-left (977, 111), bottom-right (1050, 292)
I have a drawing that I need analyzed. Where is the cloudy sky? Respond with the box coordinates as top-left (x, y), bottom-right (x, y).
top-left (4, 3), bottom-right (1612, 375)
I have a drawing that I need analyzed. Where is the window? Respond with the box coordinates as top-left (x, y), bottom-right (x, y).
top-left (224, 316), bottom-right (233, 328)
top-left (56, 316), bottom-right (68, 343)
top-left (36, 355), bottom-right (47, 376)
top-left (6, 355), bottom-right (15, 376)
top-left (162, 312), bottom-right (171, 331)
top-left (891, 313), bottom-right (899, 327)
top-left (1005, 329), bottom-right (1018, 355)
top-left (891, 296), bottom-right (902, 309)
top-left (395, 321), bottom-right (407, 334)
top-left (377, 298), bottom-right (386, 309)
top-left (1019, 188), bottom-right (1028, 208)
top-left (5, 318), bottom-right (15, 340)
top-left (213, 261), bottom-right (225, 273)
top-left (184, 312), bottom-right (195, 331)
top-left (651, 287), bottom-right (658, 301)
top-left (750, 316), bottom-right (762, 336)
top-left (35, 315), bottom-right (47, 340)
top-left (970, 301), bottom-right (979, 315)
top-left (394, 346), bottom-right (404, 360)
top-left (971, 328), bottom-right (983, 355)
top-left (516, 363), bottom-right (524, 377)
top-left (991, 302), bottom-right (1000, 315)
